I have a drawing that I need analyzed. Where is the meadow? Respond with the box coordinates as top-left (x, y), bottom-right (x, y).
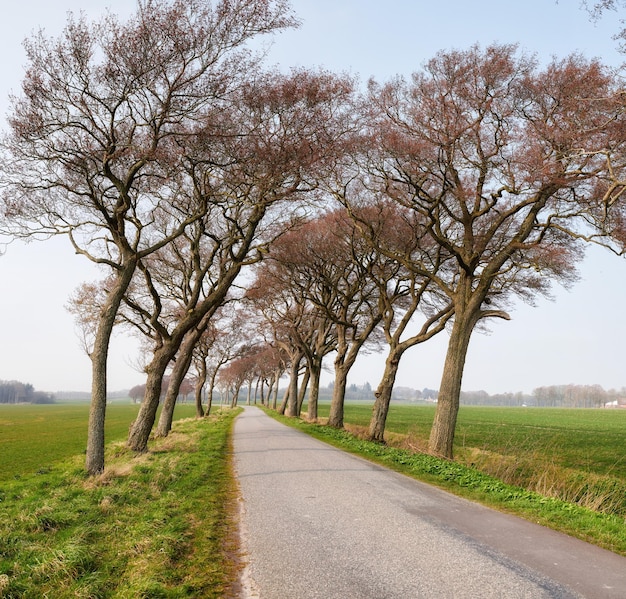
top-left (0, 402), bottom-right (199, 481)
top-left (0, 407), bottom-right (239, 598)
top-left (314, 403), bottom-right (626, 480)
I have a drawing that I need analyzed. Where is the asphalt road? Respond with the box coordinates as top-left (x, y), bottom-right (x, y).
top-left (233, 406), bottom-right (626, 599)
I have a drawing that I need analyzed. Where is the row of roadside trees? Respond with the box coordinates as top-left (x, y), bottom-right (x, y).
top-left (1, 0), bottom-right (626, 473)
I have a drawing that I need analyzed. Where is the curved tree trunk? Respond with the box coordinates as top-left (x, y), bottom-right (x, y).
top-left (428, 313), bottom-right (476, 459)
top-left (86, 261), bottom-right (137, 475)
top-left (206, 367), bottom-right (220, 416)
top-left (278, 386), bottom-right (289, 414)
top-left (368, 346), bottom-right (403, 442)
top-left (155, 331), bottom-right (197, 437)
top-left (296, 368), bottom-right (310, 416)
top-left (127, 348), bottom-right (173, 452)
top-left (194, 360), bottom-right (206, 418)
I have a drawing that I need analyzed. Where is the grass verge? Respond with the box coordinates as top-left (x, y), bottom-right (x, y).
top-left (264, 409), bottom-right (626, 557)
top-left (0, 409), bottom-right (242, 598)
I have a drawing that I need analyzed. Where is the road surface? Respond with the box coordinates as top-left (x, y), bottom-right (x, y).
top-left (233, 406), bottom-right (626, 598)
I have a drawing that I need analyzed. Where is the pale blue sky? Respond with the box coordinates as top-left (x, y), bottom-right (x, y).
top-left (1, 0), bottom-right (625, 394)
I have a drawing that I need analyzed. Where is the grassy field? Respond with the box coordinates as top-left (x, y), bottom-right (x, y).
top-left (0, 403), bottom-right (198, 481)
top-left (0, 408), bottom-right (240, 598)
top-left (1, 400), bottom-right (625, 596)
top-left (312, 403), bottom-right (626, 480)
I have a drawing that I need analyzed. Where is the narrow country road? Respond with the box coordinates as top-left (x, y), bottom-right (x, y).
top-left (233, 406), bottom-right (626, 599)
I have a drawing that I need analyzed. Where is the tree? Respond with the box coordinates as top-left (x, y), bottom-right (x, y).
top-left (363, 45), bottom-right (625, 458)
top-left (339, 200), bottom-right (454, 442)
top-left (265, 209), bottom-right (385, 427)
top-left (124, 69), bottom-right (354, 452)
top-left (128, 384), bottom-right (145, 404)
top-left (583, 1), bottom-right (626, 50)
top-left (0, 0), bottom-right (297, 474)
top-left (247, 226), bottom-right (339, 420)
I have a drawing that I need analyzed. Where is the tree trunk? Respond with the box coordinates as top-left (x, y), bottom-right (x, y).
top-left (285, 354), bottom-right (301, 417)
top-left (194, 356), bottom-right (207, 417)
top-left (272, 370), bottom-right (280, 409)
top-left (155, 331), bottom-right (197, 437)
top-left (296, 368), bottom-right (310, 416)
top-left (368, 346), bottom-right (403, 442)
top-left (127, 348), bottom-right (172, 452)
top-left (231, 383), bottom-right (241, 408)
top-left (86, 261), bottom-right (137, 475)
top-left (428, 313), bottom-right (476, 459)
top-left (278, 386), bottom-right (289, 414)
top-left (206, 368), bottom-right (219, 416)
top-left (328, 362), bottom-right (349, 428)
top-left (306, 358), bottom-right (322, 422)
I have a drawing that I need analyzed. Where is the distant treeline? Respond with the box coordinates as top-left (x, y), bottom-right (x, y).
top-left (461, 384), bottom-right (625, 408)
top-left (0, 380), bottom-right (55, 404)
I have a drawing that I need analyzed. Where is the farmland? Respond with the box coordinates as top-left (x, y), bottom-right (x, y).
top-left (0, 402), bottom-right (198, 481)
top-left (314, 403), bottom-right (626, 479)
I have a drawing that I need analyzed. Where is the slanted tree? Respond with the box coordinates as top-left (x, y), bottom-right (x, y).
top-left (365, 45), bottom-right (625, 458)
top-left (0, 0), bottom-right (297, 474)
top-left (247, 256), bottom-right (336, 419)
top-left (124, 69), bottom-right (354, 452)
top-left (265, 210), bottom-right (386, 427)
top-left (341, 201), bottom-right (454, 442)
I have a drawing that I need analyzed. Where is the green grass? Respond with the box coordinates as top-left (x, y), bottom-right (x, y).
top-left (0, 408), bottom-right (241, 598)
top-left (311, 403), bottom-right (626, 479)
top-left (0, 403), bottom-right (198, 482)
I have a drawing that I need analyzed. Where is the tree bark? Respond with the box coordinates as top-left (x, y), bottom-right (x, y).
top-left (296, 368), bottom-right (310, 416)
top-left (428, 313), bottom-right (476, 459)
top-left (328, 360), bottom-right (349, 428)
top-left (155, 329), bottom-right (198, 437)
top-left (272, 370), bottom-right (280, 410)
top-left (306, 358), bottom-right (322, 422)
top-left (194, 364), bottom-right (206, 418)
top-left (127, 348), bottom-right (172, 452)
top-left (278, 386), bottom-right (289, 414)
top-left (285, 355), bottom-right (301, 417)
top-left (368, 347), bottom-right (403, 442)
top-left (86, 260), bottom-right (137, 475)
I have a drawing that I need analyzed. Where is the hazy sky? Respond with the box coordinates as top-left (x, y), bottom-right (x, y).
top-left (1, 0), bottom-right (625, 394)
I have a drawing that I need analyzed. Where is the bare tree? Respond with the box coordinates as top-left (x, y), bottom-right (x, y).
top-left (264, 210), bottom-right (386, 427)
top-left (0, 0), bottom-right (297, 474)
top-left (340, 201), bottom-right (454, 442)
top-left (247, 256), bottom-right (336, 419)
top-left (123, 69), bottom-right (354, 451)
top-left (363, 45), bottom-right (625, 458)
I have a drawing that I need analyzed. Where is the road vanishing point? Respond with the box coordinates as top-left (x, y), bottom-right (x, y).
top-left (233, 406), bottom-right (626, 599)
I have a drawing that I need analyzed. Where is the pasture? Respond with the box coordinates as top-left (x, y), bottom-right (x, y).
top-left (314, 403), bottom-right (626, 478)
top-left (0, 402), bottom-right (198, 481)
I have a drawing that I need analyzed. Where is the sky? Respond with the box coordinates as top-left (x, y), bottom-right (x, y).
top-left (1, 0), bottom-right (625, 395)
